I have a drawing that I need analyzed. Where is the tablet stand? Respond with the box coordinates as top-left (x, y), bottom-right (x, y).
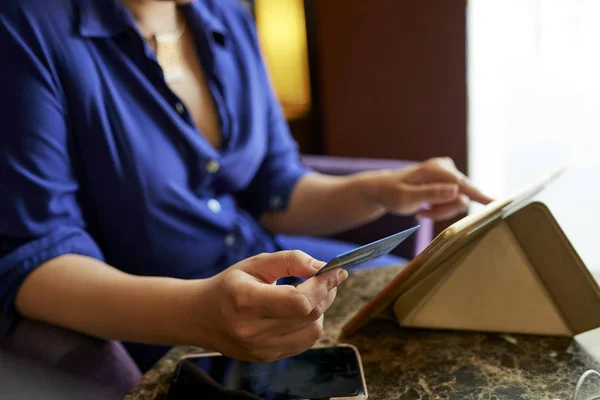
top-left (344, 202), bottom-right (600, 337)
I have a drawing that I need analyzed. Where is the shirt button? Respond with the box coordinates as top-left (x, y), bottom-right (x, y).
top-left (269, 196), bottom-right (283, 209)
top-left (207, 199), bottom-right (221, 213)
top-left (175, 102), bottom-right (185, 115)
top-left (205, 160), bottom-right (220, 174)
top-left (224, 233), bottom-right (236, 247)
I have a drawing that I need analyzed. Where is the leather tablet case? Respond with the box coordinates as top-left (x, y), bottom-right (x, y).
top-left (343, 201), bottom-right (600, 337)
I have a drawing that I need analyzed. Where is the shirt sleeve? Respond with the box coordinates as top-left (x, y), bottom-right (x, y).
top-left (0, 9), bottom-right (104, 336)
top-left (233, 4), bottom-right (311, 218)
top-left (242, 89), bottom-right (311, 218)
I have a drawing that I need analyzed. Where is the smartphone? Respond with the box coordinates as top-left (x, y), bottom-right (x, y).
top-left (167, 344), bottom-right (368, 400)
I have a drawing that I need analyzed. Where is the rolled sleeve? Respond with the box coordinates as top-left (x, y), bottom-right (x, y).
top-left (0, 10), bottom-right (103, 335)
top-left (242, 99), bottom-right (311, 218)
top-left (0, 227), bottom-right (104, 336)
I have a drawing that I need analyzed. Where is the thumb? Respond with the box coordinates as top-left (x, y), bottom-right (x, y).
top-left (237, 250), bottom-right (325, 284)
top-left (403, 183), bottom-right (459, 207)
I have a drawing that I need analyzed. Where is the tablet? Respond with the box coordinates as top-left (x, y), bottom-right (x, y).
top-left (342, 166), bottom-right (566, 336)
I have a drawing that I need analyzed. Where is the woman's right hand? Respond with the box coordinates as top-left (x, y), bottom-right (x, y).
top-left (189, 250), bottom-right (347, 363)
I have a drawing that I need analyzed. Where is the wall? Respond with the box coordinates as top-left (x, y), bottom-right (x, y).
top-left (310, 0), bottom-right (468, 174)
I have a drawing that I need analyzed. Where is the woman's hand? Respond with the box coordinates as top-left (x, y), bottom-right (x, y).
top-left (190, 251), bottom-right (347, 363)
top-left (373, 157), bottom-right (493, 221)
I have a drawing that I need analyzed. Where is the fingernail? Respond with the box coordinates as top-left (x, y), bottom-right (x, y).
top-left (311, 259), bottom-right (325, 270)
top-left (338, 269), bottom-right (349, 282)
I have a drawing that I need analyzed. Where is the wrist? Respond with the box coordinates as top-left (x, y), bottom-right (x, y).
top-left (167, 278), bottom-right (218, 349)
top-left (354, 169), bottom-right (394, 212)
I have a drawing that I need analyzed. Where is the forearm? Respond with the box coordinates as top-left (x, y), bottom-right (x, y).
top-left (260, 171), bottom-right (388, 236)
top-left (15, 254), bottom-right (205, 347)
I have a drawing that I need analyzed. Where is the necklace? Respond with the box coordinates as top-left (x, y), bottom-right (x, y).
top-left (144, 24), bottom-right (186, 83)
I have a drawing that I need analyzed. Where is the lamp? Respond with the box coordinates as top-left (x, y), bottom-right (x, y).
top-left (255, 0), bottom-right (312, 119)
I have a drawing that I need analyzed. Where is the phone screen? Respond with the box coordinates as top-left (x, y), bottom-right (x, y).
top-left (170, 346), bottom-right (366, 399)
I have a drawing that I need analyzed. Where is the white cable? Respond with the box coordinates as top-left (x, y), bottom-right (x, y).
top-left (573, 369), bottom-right (600, 400)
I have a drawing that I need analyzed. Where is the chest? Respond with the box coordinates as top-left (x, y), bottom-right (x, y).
top-left (63, 29), bottom-right (271, 196)
top-left (163, 30), bottom-right (223, 149)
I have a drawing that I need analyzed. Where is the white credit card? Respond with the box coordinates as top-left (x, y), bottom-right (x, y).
top-left (314, 226), bottom-right (420, 276)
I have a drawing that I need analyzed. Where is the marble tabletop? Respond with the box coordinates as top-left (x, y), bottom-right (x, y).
top-left (125, 266), bottom-right (600, 400)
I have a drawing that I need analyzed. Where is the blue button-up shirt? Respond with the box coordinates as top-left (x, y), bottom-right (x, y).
top-left (0, 0), bottom-right (308, 333)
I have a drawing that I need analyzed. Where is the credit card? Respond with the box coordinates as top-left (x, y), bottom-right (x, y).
top-left (314, 226), bottom-right (420, 276)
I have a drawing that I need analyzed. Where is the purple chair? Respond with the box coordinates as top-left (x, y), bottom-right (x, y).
top-left (0, 319), bottom-right (142, 399)
top-left (0, 155), bottom-right (434, 398)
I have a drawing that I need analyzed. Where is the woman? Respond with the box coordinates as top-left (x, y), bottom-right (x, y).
top-left (0, 0), bottom-right (491, 371)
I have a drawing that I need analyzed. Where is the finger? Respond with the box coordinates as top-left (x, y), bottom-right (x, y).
top-left (238, 268), bottom-right (345, 318)
top-left (242, 315), bottom-right (325, 363)
top-left (239, 250), bottom-right (325, 284)
top-left (416, 194), bottom-right (470, 220)
top-left (401, 183), bottom-right (460, 209)
top-left (457, 177), bottom-right (494, 205)
top-left (274, 315), bottom-right (325, 353)
top-left (405, 158), bottom-right (462, 185)
top-left (294, 268), bottom-right (347, 314)
top-left (418, 194), bottom-right (470, 220)
top-left (254, 287), bottom-right (337, 337)
top-left (409, 159), bottom-right (493, 205)
top-left (426, 161), bottom-right (493, 205)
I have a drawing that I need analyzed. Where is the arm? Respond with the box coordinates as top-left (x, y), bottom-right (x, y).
top-left (260, 171), bottom-right (385, 236)
top-left (16, 251), bottom-right (346, 363)
top-left (15, 255), bottom-right (198, 346)
top-left (261, 159), bottom-right (493, 236)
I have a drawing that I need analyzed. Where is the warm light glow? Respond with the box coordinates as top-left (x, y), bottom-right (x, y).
top-left (255, 0), bottom-right (311, 115)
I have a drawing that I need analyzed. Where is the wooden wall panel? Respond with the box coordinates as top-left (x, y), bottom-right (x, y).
top-left (311, 0), bottom-right (468, 174)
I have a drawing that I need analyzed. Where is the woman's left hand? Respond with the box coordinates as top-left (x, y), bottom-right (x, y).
top-left (372, 157), bottom-right (494, 221)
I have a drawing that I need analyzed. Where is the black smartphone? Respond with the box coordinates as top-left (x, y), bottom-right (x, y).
top-left (167, 345), bottom-right (368, 400)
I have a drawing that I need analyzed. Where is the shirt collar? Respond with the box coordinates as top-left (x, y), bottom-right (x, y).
top-left (184, 1), bottom-right (227, 37)
top-left (77, 0), bottom-right (228, 40)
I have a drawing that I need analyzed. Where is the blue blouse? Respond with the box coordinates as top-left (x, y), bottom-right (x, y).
top-left (0, 0), bottom-right (309, 333)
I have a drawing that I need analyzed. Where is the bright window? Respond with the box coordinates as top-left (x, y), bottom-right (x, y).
top-left (468, 0), bottom-right (600, 272)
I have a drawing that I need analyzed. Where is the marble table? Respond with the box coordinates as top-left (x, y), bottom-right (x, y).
top-left (125, 266), bottom-right (600, 400)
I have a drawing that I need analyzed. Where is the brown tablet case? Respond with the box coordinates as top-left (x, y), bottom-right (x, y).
top-left (343, 201), bottom-right (600, 337)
